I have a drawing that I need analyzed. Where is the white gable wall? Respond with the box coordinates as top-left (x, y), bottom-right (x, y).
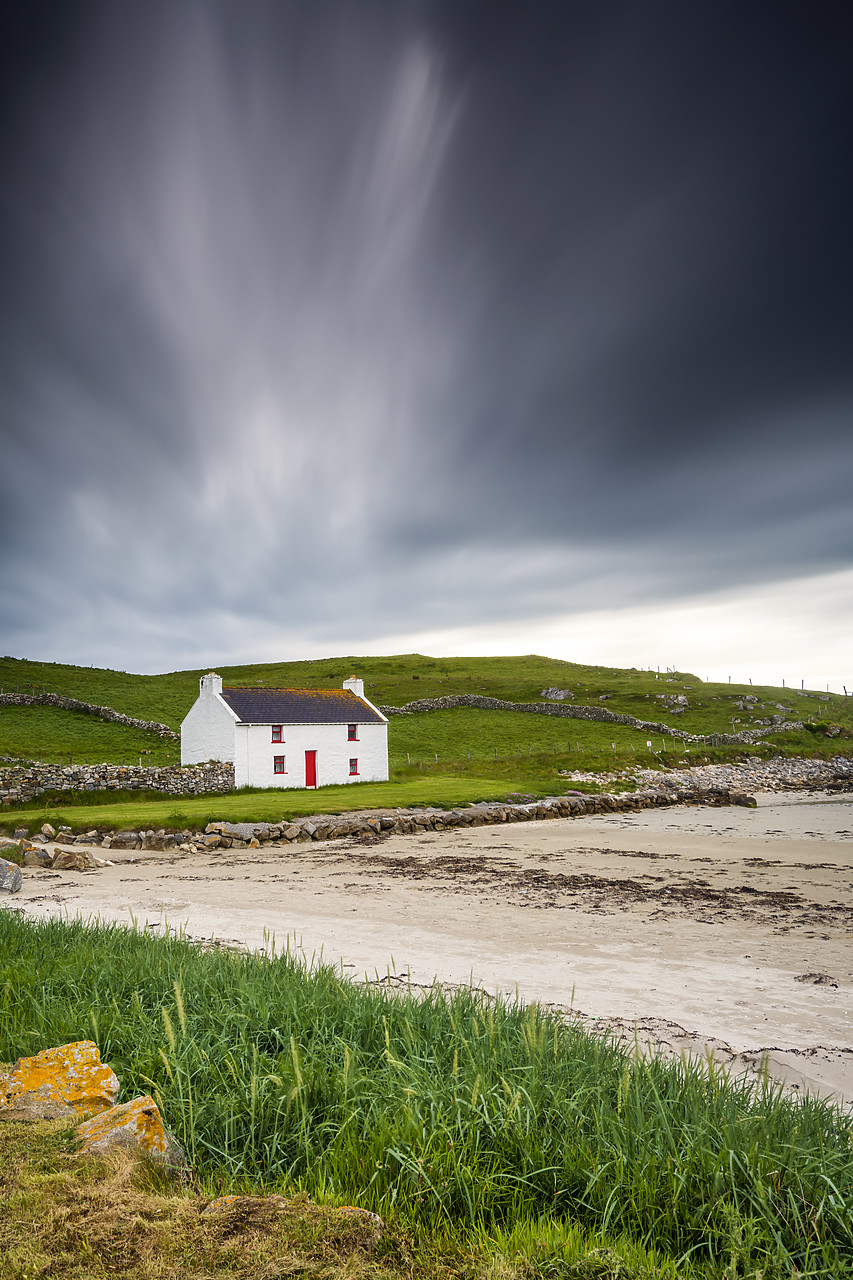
top-left (234, 720), bottom-right (388, 789)
top-left (181, 673), bottom-right (238, 765)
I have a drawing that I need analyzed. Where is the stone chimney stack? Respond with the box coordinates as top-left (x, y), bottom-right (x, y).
top-left (343, 674), bottom-right (364, 699)
top-left (200, 672), bottom-right (223, 695)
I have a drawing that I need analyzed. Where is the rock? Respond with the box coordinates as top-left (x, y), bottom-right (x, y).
top-left (0, 1041), bottom-right (119, 1120)
top-left (13, 828), bottom-right (28, 840)
top-left (141, 833), bottom-right (177, 851)
top-left (0, 857), bottom-right (22, 893)
top-left (200, 834), bottom-right (221, 849)
top-left (541, 687), bottom-right (573, 700)
top-left (247, 837), bottom-right (260, 848)
top-left (110, 831), bottom-right (142, 849)
top-left (51, 848), bottom-right (97, 871)
top-left (75, 1094), bottom-right (189, 1173)
top-left (283, 824), bottom-right (301, 841)
top-left (22, 843), bottom-right (53, 869)
top-left (40, 822), bottom-right (56, 838)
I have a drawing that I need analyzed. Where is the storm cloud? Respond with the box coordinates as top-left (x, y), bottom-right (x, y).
top-left (1, 1), bottom-right (851, 679)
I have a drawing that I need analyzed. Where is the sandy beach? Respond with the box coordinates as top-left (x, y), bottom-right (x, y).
top-left (6, 792), bottom-right (852, 1104)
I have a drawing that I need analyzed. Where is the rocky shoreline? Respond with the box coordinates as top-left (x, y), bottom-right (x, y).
top-left (3, 755), bottom-right (849, 879)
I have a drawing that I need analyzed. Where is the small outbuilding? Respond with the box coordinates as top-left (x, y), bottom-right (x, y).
top-left (181, 673), bottom-right (389, 790)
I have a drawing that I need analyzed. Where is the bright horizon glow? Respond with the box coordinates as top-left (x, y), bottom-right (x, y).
top-left (13, 567), bottom-right (850, 697)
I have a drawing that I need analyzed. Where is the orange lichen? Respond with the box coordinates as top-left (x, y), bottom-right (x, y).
top-left (76, 1094), bottom-right (187, 1169)
top-left (1, 1041), bottom-right (119, 1117)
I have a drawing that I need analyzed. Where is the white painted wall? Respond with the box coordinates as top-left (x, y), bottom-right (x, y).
top-left (234, 719), bottom-right (388, 789)
top-left (180, 673), bottom-right (238, 765)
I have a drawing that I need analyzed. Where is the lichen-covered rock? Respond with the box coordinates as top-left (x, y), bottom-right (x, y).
top-left (76, 1094), bottom-right (189, 1173)
top-left (0, 856), bottom-right (22, 893)
top-left (0, 1041), bottom-right (119, 1119)
top-left (22, 841), bottom-right (53, 868)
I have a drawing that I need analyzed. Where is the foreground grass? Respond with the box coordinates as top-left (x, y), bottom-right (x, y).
top-left (1, 914), bottom-right (851, 1278)
top-left (0, 1119), bottom-right (686, 1280)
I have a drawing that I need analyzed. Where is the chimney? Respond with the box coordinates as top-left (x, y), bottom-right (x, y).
top-left (343, 674), bottom-right (364, 699)
top-left (200, 672), bottom-right (223, 695)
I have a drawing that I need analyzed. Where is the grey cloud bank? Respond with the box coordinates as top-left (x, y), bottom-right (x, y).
top-left (0, 1), bottom-right (851, 679)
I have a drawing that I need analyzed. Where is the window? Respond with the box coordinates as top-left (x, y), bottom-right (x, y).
top-left (273, 756), bottom-right (286, 774)
top-left (347, 723), bottom-right (358, 741)
top-left (271, 725), bottom-right (283, 742)
top-left (349, 758), bottom-right (359, 775)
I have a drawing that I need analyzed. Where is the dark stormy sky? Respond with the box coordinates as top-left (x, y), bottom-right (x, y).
top-left (1, 1), bottom-right (852, 686)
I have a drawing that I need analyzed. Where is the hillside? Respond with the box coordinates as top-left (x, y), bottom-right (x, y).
top-left (1, 652), bottom-right (850, 773)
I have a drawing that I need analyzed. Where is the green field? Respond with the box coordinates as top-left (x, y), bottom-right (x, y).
top-left (0, 703), bottom-right (177, 766)
top-left (1, 653), bottom-right (850, 833)
top-left (3, 913), bottom-right (852, 1278)
top-left (3, 651), bottom-right (850, 735)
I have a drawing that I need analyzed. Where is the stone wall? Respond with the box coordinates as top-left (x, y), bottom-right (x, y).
top-left (0, 692), bottom-right (178, 740)
top-left (0, 760), bottom-right (234, 806)
top-left (379, 694), bottom-right (803, 746)
top-left (13, 783), bottom-right (761, 852)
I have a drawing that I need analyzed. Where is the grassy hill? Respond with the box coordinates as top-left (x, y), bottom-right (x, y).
top-left (1, 654), bottom-right (850, 826)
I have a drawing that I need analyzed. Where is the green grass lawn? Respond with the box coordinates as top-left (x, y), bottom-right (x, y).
top-left (0, 774), bottom-right (533, 834)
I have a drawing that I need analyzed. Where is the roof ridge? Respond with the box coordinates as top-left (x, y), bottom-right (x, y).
top-left (222, 685), bottom-right (354, 694)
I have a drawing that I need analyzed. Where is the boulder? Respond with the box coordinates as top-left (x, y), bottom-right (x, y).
top-left (141, 833), bottom-right (177, 851)
top-left (200, 834), bottom-right (221, 849)
top-left (40, 822), bottom-right (56, 838)
top-left (0, 857), bottom-right (22, 893)
top-left (51, 848), bottom-right (96, 871)
top-left (75, 1094), bottom-right (189, 1173)
top-left (0, 1041), bottom-right (119, 1120)
top-left (110, 831), bottom-right (142, 849)
top-left (22, 843), bottom-right (53, 869)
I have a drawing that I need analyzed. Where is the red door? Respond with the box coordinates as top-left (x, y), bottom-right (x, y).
top-left (305, 750), bottom-right (317, 788)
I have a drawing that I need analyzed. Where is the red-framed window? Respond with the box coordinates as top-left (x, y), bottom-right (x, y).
top-left (347, 723), bottom-right (358, 741)
top-left (349, 758), bottom-right (359, 775)
top-left (273, 755), bottom-right (286, 774)
top-left (271, 725), bottom-right (283, 742)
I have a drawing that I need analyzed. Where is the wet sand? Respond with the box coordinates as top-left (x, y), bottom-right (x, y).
top-left (6, 792), bottom-right (852, 1104)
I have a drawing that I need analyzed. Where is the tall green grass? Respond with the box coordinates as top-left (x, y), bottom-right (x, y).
top-left (1, 912), bottom-right (850, 1276)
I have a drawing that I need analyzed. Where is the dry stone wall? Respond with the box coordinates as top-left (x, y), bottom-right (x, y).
top-left (0, 691), bottom-right (178, 740)
top-left (379, 693), bottom-right (803, 746)
top-left (0, 760), bottom-right (234, 806)
top-left (8, 783), bottom-right (761, 853)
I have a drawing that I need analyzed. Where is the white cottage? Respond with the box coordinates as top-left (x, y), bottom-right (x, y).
top-left (181, 673), bottom-right (389, 790)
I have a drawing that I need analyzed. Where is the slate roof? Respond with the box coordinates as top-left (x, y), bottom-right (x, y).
top-left (220, 687), bottom-right (385, 725)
